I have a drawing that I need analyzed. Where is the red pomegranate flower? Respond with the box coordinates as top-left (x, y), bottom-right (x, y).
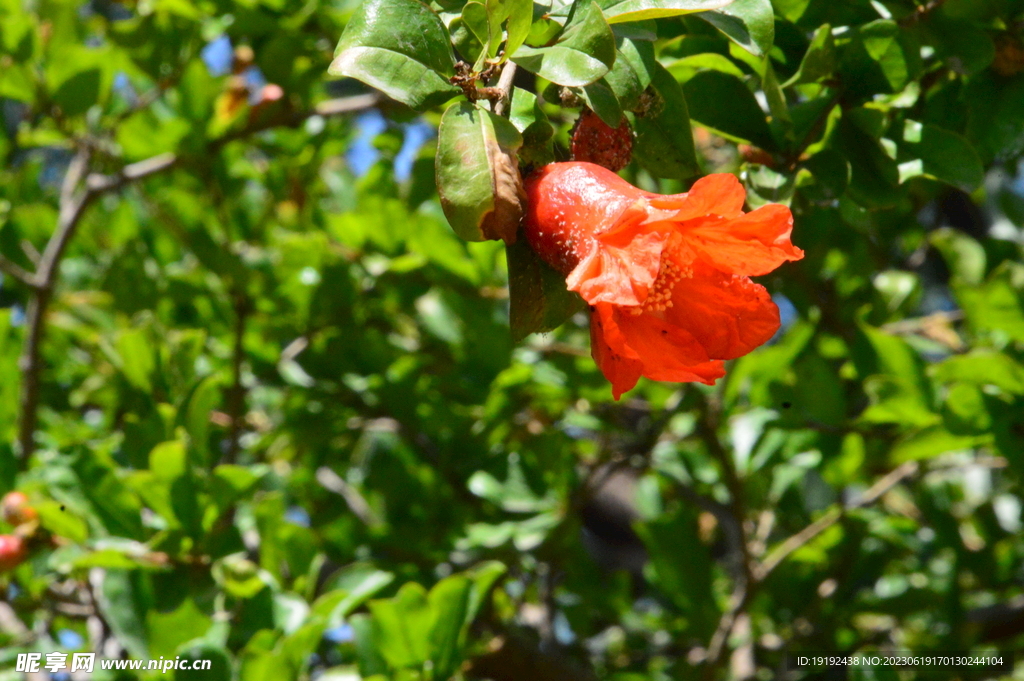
top-left (523, 162), bottom-right (804, 399)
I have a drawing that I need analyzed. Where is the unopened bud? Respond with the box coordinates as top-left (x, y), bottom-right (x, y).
top-left (0, 534), bottom-right (27, 572)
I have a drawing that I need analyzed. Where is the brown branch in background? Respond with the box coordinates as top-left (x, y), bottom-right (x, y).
top-left (705, 583), bottom-right (753, 669)
top-left (898, 0), bottom-right (948, 27)
top-left (697, 394), bottom-right (754, 588)
top-left (785, 94), bottom-right (839, 170)
top-left (14, 93), bottom-right (380, 460)
top-left (697, 392), bottom-right (757, 673)
top-left (701, 459), bottom-right (919, 670)
top-left (0, 255), bottom-right (37, 288)
top-left (756, 461), bottom-right (919, 580)
top-left (224, 293), bottom-right (250, 464)
top-left (17, 151), bottom-right (93, 459)
top-left (316, 466), bottom-right (382, 527)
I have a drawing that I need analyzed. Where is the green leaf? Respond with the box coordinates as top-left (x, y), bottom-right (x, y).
top-left (179, 375), bottom-right (220, 464)
top-left (931, 351), bottom-right (1024, 396)
top-left (580, 79), bottom-right (624, 127)
top-left (96, 570), bottom-right (150, 658)
top-left (956, 263), bottom-right (1024, 343)
top-left (367, 583), bottom-right (433, 669)
top-left (942, 383), bottom-right (992, 435)
top-left (53, 68), bottom-right (102, 117)
top-left (464, 0), bottom-right (533, 63)
top-left (35, 500), bottom-right (89, 543)
top-left (890, 424), bottom-right (990, 462)
top-left (350, 614), bottom-right (388, 677)
top-left (682, 69), bottom-right (775, 150)
top-left (464, 561), bottom-right (507, 623)
top-left (636, 510), bottom-right (718, 638)
top-left (697, 0), bottom-right (774, 57)
top-left (966, 72), bottom-right (1024, 163)
top-left (505, 235), bottom-right (585, 341)
top-left (512, 1), bottom-right (616, 87)
top-left (597, 0), bottom-right (733, 23)
top-left (761, 57), bottom-right (791, 131)
top-left (462, 2), bottom-right (500, 61)
top-left (926, 16), bottom-right (995, 76)
top-left (72, 450), bottom-right (146, 540)
top-left (175, 642), bottom-right (232, 681)
top-left (606, 37), bottom-right (650, 107)
top-left (827, 113), bottom-right (899, 208)
top-left (745, 164), bottom-right (795, 208)
top-left (860, 375), bottom-right (937, 428)
top-left (857, 322), bottom-right (931, 393)
top-left (213, 554), bottom-right (273, 599)
top-left (329, 0), bottom-right (459, 110)
top-left (151, 440), bottom-right (203, 537)
top-left (632, 61), bottom-right (701, 177)
top-left (580, 36), bottom-right (648, 126)
top-left (428, 576), bottom-right (472, 680)
top-left (436, 102), bottom-right (525, 243)
top-left (929, 227), bottom-right (985, 285)
top-left (509, 87), bottom-right (555, 167)
top-left (316, 564), bottom-right (395, 625)
top-left (837, 19), bottom-right (920, 101)
top-left (899, 121), bottom-right (984, 192)
top-left (666, 52), bottom-right (746, 80)
top-left (148, 598), bottom-right (212, 659)
top-left (504, 0), bottom-right (534, 58)
top-left (784, 23), bottom-right (836, 86)
top-left (116, 327), bottom-right (156, 393)
top-left (798, 149), bottom-right (850, 201)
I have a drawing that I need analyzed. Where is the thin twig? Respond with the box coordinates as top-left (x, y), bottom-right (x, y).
top-left (697, 393), bottom-right (756, 671)
top-left (785, 93), bottom-right (839, 170)
top-left (882, 310), bottom-right (964, 334)
top-left (492, 62), bottom-right (518, 117)
top-left (756, 461), bottom-right (919, 580)
top-left (897, 0), bottom-right (948, 26)
top-left (0, 255), bottom-right (36, 288)
top-left (316, 466), bottom-right (382, 527)
top-left (706, 583), bottom-right (751, 666)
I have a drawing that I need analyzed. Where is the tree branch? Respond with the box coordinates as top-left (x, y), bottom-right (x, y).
top-left (696, 392), bottom-right (756, 672)
top-left (755, 461), bottom-right (919, 580)
top-left (14, 93), bottom-right (380, 459)
top-left (492, 62), bottom-right (517, 118)
top-left (224, 293), bottom-right (250, 464)
top-left (17, 151), bottom-right (92, 458)
top-left (0, 255), bottom-right (36, 288)
top-left (898, 0), bottom-right (948, 27)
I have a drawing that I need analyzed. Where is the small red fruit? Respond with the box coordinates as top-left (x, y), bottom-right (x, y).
top-left (1, 491), bottom-right (37, 527)
top-left (0, 534), bottom-right (27, 572)
top-left (570, 109), bottom-right (633, 172)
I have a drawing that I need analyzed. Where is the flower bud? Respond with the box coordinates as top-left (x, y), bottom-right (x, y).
top-left (1, 491), bottom-right (37, 527)
top-left (0, 534), bottom-right (27, 572)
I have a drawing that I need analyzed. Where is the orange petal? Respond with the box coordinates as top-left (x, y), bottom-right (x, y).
top-left (590, 304), bottom-right (643, 400)
top-left (647, 173), bottom-right (746, 220)
top-left (567, 231), bottom-right (668, 306)
top-left (667, 264), bottom-right (781, 360)
top-left (615, 311), bottom-right (726, 384)
top-left (688, 203), bottom-right (804, 277)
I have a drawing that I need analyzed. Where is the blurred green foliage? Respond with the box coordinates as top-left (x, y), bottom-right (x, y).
top-left (2, 0), bottom-right (1024, 679)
